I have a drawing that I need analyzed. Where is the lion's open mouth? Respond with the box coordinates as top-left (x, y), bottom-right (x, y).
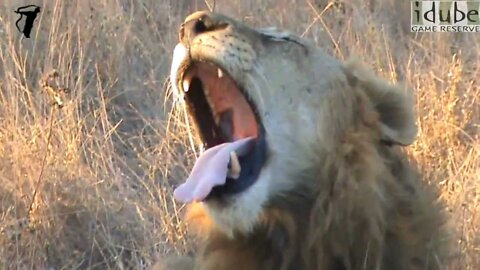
top-left (173, 61), bottom-right (267, 202)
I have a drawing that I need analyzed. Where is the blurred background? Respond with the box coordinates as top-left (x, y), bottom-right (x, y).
top-left (0, 0), bottom-right (478, 269)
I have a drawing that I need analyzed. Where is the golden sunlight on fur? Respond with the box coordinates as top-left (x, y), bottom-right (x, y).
top-left (154, 11), bottom-right (450, 270)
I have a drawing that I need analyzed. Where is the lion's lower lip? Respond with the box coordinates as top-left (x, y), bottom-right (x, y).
top-left (207, 127), bottom-right (267, 200)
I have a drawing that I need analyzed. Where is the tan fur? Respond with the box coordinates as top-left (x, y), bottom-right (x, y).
top-left (160, 11), bottom-right (449, 270)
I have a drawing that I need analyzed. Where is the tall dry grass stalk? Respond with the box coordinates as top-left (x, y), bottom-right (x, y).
top-left (0, 0), bottom-right (478, 269)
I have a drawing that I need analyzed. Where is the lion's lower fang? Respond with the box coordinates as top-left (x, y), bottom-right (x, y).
top-left (228, 151), bottom-right (241, 179)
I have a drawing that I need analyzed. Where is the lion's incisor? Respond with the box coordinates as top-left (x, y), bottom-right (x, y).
top-left (159, 11), bottom-right (449, 270)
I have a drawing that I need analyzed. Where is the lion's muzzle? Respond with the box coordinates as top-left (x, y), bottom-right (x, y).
top-left (170, 12), bottom-right (268, 203)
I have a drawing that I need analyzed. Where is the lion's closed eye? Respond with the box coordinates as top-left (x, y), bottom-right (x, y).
top-left (258, 27), bottom-right (308, 47)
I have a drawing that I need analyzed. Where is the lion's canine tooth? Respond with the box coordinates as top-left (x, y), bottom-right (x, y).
top-left (228, 151), bottom-right (241, 179)
top-left (183, 80), bottom-right (190, 92)
top-left (217, 68), bottom-right (223, 78)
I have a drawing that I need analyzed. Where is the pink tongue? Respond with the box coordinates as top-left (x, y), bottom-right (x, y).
top-left (173, 137), bottom-right (254, 203)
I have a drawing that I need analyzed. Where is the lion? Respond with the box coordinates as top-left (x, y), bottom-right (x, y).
top-left (155, 11), bottom-right (449, 270)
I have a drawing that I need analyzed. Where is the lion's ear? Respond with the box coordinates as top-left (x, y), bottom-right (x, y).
top-left (344, 59), bottom-right (417, 146)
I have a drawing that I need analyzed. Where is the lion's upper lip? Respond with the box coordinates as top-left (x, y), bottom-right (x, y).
top-left (171, 47), bottom-right (267, 199)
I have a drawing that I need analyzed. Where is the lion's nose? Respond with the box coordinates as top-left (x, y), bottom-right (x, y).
top-left (179, 11), bottom-right (226, 45)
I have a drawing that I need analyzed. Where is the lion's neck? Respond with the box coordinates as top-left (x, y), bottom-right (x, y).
top-left (201, 191), bottom-right (315, 270)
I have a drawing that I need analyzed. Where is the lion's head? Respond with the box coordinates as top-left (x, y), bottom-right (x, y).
top-left (169, 11), bottom-right (417, 236)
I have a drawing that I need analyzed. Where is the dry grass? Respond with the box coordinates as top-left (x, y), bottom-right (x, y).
top-left (0, 0), bottom-right (478, 269)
